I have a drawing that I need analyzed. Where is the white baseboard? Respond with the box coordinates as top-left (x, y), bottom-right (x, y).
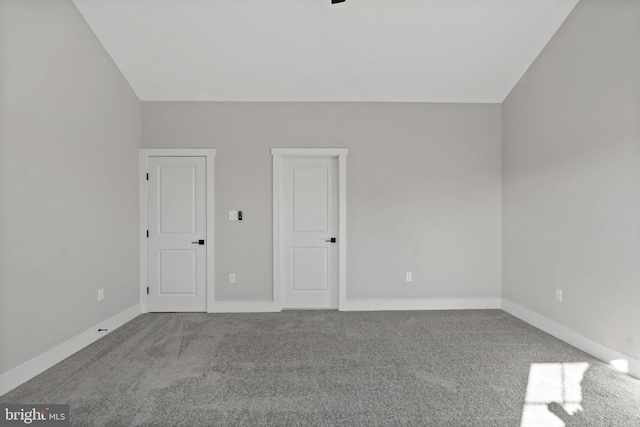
top-left (0, 304), bottom-right (141, 397)
top-left (501, 299), bottom-right (640, 380)
top-left (210, 298), bottom-right (501, 313)
top-left (341, 298), bottom-right (501, 311)
top-left (210, 301), bottom-right (280, 313)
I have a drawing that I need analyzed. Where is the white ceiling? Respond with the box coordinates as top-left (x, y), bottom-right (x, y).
top-left (72, 0), bottom-right (579, 103)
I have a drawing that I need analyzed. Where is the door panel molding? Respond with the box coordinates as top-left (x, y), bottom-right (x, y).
top-left (140, 149), bottom-right (216, 313)
top-left (272, 148), bottom-right (348, 311)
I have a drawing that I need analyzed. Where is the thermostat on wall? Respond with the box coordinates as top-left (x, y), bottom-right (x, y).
top-left (228, 211), bottom-right (243, 221)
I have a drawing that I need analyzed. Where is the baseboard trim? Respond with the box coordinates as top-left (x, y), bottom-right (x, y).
top-left (211, 301), bottom-right (280, 313)
top-left (210, 298), bottom-right (502, 313)
top-left (501, 299), bottom-right (640, 380)
top-left (0, 304), bottom-right (141, 397)
top-left (341, 298), bottom-right (501, 311)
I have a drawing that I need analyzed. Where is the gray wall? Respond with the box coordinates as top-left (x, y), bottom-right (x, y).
top-left (142, 102), bottom-right (502, 302)
top-left (503, 0), bottom-right (640, 359)
top-left (0, 0), bottom-right (141, 375)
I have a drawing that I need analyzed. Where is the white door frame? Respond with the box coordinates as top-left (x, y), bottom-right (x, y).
top-left (140, 149), bottom-right (216, 313)
top-left (272, 148), bottom-right (348, 311)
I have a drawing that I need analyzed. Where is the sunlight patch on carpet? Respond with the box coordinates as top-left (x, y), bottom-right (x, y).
top-left (520, 362), bottom-right (589, 427)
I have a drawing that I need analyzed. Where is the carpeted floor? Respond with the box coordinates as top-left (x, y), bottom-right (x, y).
top-left (1, 310), bottom-right (639, 426)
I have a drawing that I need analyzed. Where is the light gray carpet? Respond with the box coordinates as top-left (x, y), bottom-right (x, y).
top-left (2, 310), bottom-right (639, 426)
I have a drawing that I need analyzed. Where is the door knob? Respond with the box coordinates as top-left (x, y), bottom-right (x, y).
top-left (191, 240), bottom-right (205, 245)
top-left (325, 238), bottom-right (336, 243)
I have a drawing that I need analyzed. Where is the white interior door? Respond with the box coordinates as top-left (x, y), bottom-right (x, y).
top-left (281, 157), bottom-right (338, 309)
top-left (148, 156), bottom-right (207, 312)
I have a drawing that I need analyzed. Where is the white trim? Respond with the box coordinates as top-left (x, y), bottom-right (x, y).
top-left (501, 299), bottom-right (640, 380)
top-left (139, 153), bottom-right (149, 313)
top-left (271, 148), bottom-right (348, 310)
top-left (272, 153), bottom-right (282, 309)
top-left (342, 298), bottom-right (501, 311)
top-left (140, 148), bottom-right (216, 157)
top-left (139, 149), bottom-right (216, 313)
top-left (205, 153), bottom-right (216, 313)
top-left (0, 305), bottom-right (141, 396)
top-left (212, 301), bottom-right (281, 313)
top-left (271, 148), bottom-right (348, 157)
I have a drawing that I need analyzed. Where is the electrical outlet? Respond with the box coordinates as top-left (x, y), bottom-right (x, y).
top-left (555, 288), bottom-right (563, 302)
top-left (406, 272), bottom-right (412, 282)
top-left (228, 211), bottom-right (238, 221)
top-left (98, 289), bottom-right (104, 302)
top-left (229, 274), bottom-right (236, 284)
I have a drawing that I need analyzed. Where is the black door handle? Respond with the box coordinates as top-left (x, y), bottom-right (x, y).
top-left (325, 238), bottom-right (336, 243)
top-left (191, 240), bottom-right (205, 245)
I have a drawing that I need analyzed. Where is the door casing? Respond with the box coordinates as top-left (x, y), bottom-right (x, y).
top-left (140, 149), bottom-right (216, 313)
top-left (272, 148), bottom-right (348, 311)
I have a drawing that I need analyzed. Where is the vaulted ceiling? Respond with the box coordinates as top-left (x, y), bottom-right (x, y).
top-left (72, 0), bottom-right (579, 103)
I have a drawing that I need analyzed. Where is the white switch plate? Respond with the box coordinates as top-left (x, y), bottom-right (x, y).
top-left (229, 274), bottom-right (236, 284)
top-left (98, 289), bottom-right (104, 301)
top-left (555, 288), bottom-right (563, 302)
top-left (228, 211), bottom-right (238, 221)
top-left (406, 272), bottom-right (412, 282)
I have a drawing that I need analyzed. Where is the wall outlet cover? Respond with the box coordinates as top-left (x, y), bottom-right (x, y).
top-left (555, 288), bottom-right (563, 302)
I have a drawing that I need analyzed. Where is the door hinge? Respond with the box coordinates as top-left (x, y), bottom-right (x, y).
top-left (147, 287), bottom-right (149, 295)
top-left (146, 173), bottom-right (149, 181)
top-left (146, 230), bottom-right (149, 238)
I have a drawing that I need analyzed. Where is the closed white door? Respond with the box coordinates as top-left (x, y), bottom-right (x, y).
top-left (281, 157), bottom-right (338, 309)
top-left (148, 156), bottom-right (207, 312)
